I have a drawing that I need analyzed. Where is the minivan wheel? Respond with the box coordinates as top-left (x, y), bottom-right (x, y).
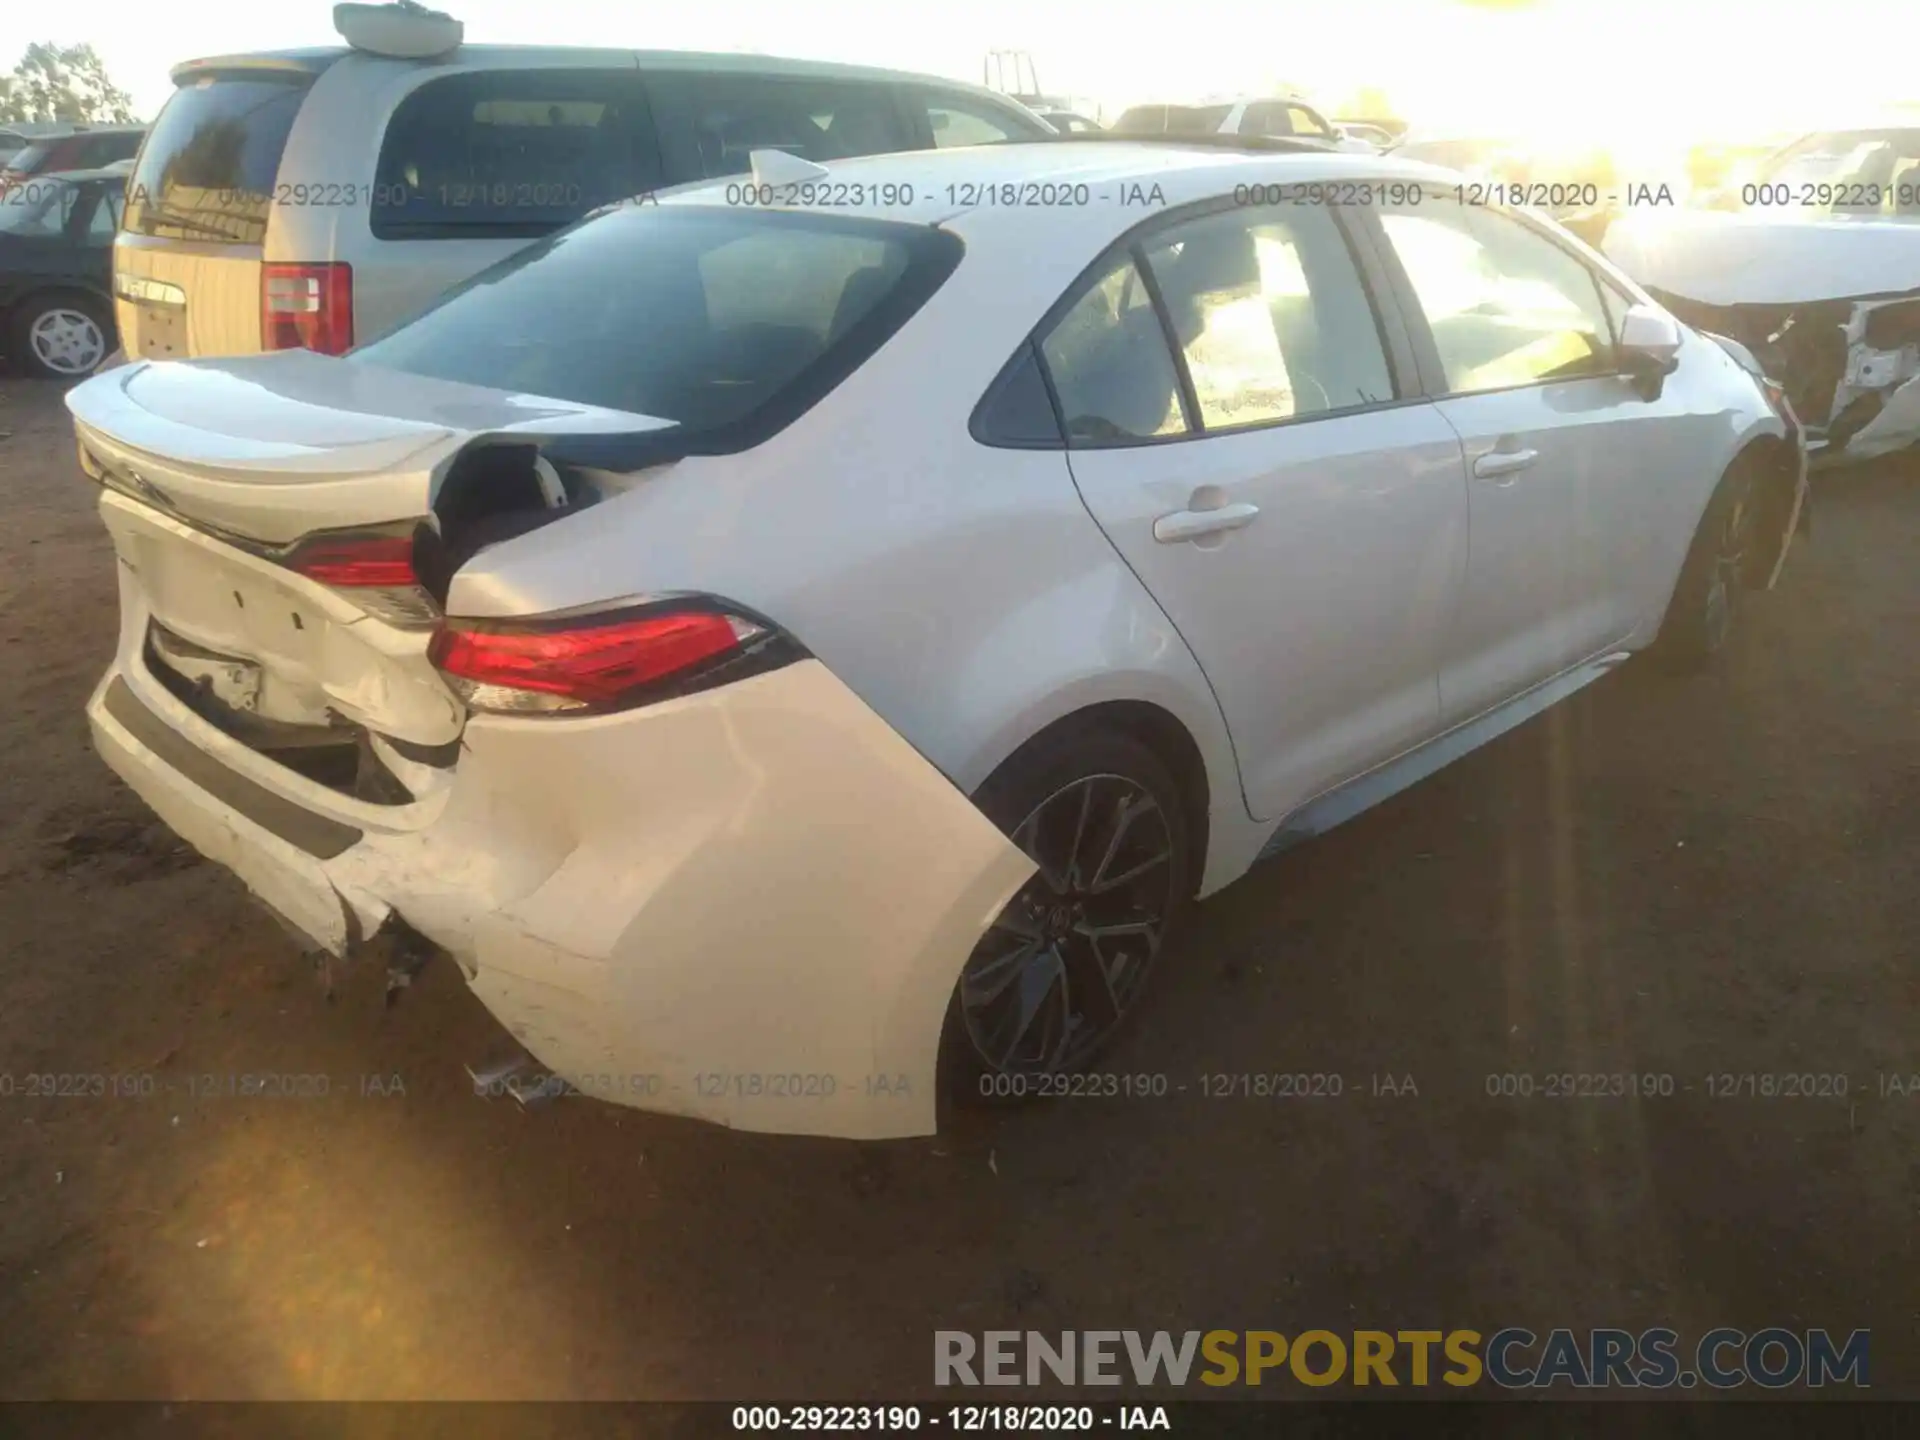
top-left (13, 292), bottom-right (112, 379)
top-left (1650, 464), bottom-right (1758, 673)
top-left (942, 730), bottom-right (1193, 1106)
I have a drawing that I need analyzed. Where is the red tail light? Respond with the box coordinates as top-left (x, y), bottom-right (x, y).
top-left (283, 530), bottom-right (438, 625)
top-left (429, 604), bottom-right (771, 714)
top-left (286, 533), bottom-right (416, 587)
top-left (262, 262), bottom-right (354, 354)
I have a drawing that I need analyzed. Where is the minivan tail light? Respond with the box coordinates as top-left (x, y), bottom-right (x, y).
top-left (262, 262), bottom-right (353, 354)
top-left (283, 529), bottom-right (439, 625)
top-left (429, 603), bottom-right (778, 715)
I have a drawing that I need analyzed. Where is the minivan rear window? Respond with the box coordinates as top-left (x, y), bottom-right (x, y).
top-left (371, 70), bottom-right (661, 239)
top-left (124, 76), bottom-right (309, 245)
top-left (348, 205), bottom-right (961, 445)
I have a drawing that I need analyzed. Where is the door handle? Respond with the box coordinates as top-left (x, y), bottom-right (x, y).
top-left (1153, 501), bottom-right (1261, 544)
top-left (1472, 448), bottom-right (1539, 480)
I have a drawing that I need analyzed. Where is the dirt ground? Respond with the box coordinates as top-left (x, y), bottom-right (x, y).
top-left (0, 373), bottom-right (1915, 1401)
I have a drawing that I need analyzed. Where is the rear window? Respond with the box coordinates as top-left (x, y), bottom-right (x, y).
top-left (372, 70), bottom-right (660, 239)
top-left (348, 205), bottom-right (961, 444)
top-left (125, 76), bottom-right (309, 245)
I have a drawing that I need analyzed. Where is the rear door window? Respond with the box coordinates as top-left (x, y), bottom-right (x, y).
top-left (373, 69), bottom-right (659, 239)
top-left (648, 72), bottom-right (913, 181)
top-left (124, 76), bottom-right (309, 245)
top-left (0, 179), bottom-right (78, 237)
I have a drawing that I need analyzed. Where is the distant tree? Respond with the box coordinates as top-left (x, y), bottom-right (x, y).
top-left (0, 43), bottom-right (137, 125)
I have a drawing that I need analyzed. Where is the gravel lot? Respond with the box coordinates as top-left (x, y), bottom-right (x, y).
top-left (0, 373), bottom-right (1915, 1400)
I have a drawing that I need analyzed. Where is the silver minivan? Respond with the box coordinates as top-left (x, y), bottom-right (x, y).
top-left (114, 40), bottom-right (1053, 361)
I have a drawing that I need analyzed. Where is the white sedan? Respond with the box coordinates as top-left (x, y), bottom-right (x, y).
top-left (67, 141), bottom-right (1805, 1139)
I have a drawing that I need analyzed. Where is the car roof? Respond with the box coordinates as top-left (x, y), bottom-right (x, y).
top-left (654, 138), bottom-right (1445, 223)
top-left (25, 125), bottom-right (146, 136)
top-left (30, 166), bottom-right (131, 184)
top-left (170, 44), bottom-right (1039, 105)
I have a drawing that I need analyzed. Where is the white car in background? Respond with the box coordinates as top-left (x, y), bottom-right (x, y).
top-left (1605, 123), bottom-right (1920, 463)
top-left (1112, 97), bottom-right (1377, 152)
top-left (69, 141), bottom-right (1804, 1140)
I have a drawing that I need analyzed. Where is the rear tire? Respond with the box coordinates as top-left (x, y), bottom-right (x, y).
top-left (1648, 463), bottom-right (1759, 673)
top-left (940, 729), bottom-right (1194, 1109)
top-left (11, 291), bottom-right (113, 380)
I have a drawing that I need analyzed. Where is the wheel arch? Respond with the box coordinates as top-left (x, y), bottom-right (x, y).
top-left (1649, 417), bottom-right (1796, 631)
top-left (1726, 429), bottom-right (1804, 589)
top-left (967, 695), bottom-right (1217, 901)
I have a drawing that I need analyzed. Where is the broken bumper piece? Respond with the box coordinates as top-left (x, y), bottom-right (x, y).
top-left (1653, 289), bottom-right (1920, 465)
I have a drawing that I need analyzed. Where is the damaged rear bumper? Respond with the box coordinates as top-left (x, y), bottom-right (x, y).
top-left (88, 613), bottom-right (1036, 1140)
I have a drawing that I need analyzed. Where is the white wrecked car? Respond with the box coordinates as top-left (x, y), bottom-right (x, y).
top-left (1605, 124), bottom-right (1920, 464)
top-left (68, 142), bottom-right (1803, 1138)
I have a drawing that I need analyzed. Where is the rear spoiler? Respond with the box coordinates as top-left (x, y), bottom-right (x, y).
top-left (170, 50), bottom-right (346, 85)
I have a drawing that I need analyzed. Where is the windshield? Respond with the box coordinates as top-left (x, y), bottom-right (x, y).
top-left (0, 178), bottom-right (75, 236)
top-left (349, 204), bottom-right (962, 443)
top-left (1748, 129), bottom-right (1920, 215)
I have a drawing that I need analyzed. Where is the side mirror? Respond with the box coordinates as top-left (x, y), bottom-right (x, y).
top-left (1618, 304), bottom-right (1681, 399)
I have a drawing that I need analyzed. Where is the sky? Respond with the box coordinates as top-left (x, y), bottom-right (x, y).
top-left (20, 0), bottom-right (1920, 162)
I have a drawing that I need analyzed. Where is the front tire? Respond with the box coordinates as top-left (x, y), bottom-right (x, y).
top-left (12, 291), bottom-right (113, 380)
top-left (941, 729), bottom-right (1194, 1107)
top-left (1649, 463), bottom-right (1759, 673)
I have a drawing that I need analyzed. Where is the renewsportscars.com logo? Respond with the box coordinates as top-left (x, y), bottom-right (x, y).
top-left (934, 1328), bottom-right (1870, 1390)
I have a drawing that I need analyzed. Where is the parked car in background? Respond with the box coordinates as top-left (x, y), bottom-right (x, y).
top-left (113, 10), bottom-right (1053, 363)
top-left (1111, 97), bottom-right (1374, 152)
top-left (0, 126), bottom-right (146, 197)
top-left (1, 167), bottom-right (126, 378)
top-left (69, 139), bottom-right (1803, 1138)
top-left (1605, 124), bottom-right (1920, 463)
top-left (2, 122), bottom-right (84, 168)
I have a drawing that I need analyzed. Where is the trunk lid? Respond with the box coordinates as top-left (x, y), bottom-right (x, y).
top-left (70, 352), bottom-right (678, 750)
top-left (69, 350), bottom-right (675, 543)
